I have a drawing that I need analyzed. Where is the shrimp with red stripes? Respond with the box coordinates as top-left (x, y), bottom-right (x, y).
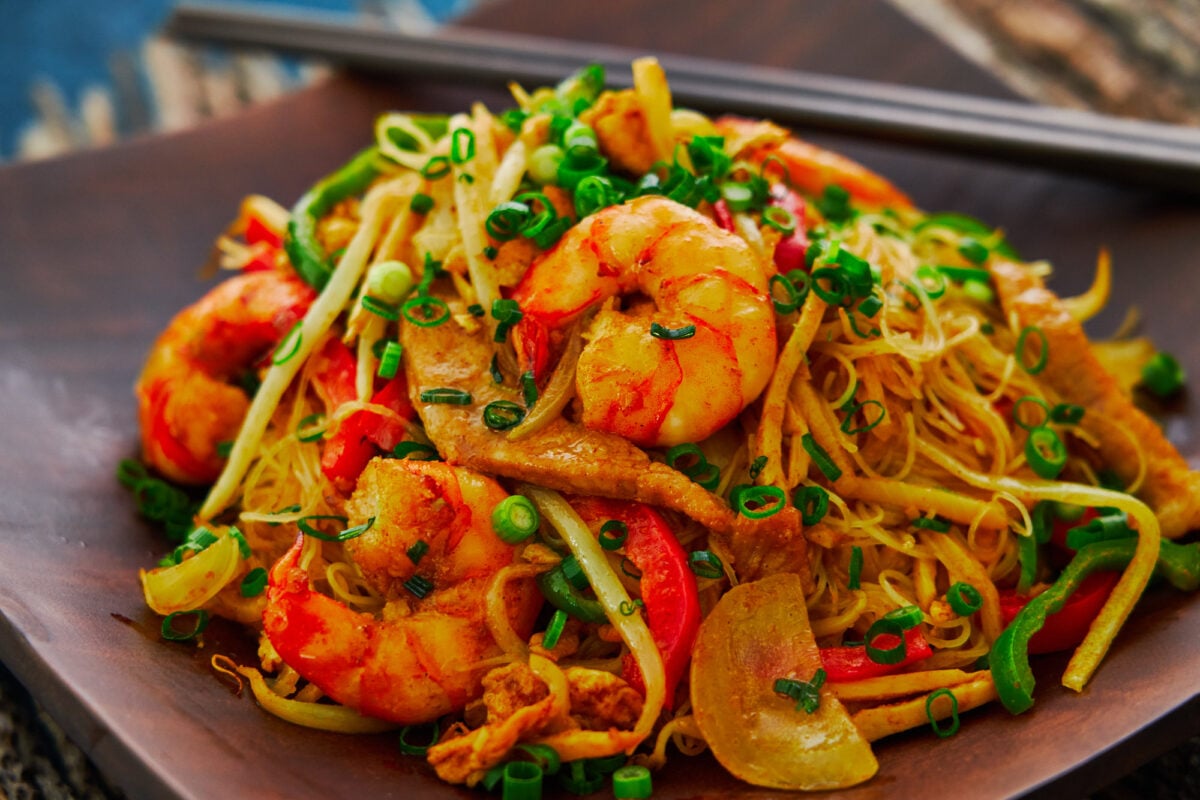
top-left (135, 269), bottom-right (316, 484)
top-left (714, 116), bottom-right (912, 209)
top-left (262, 458), bottom-right (543, 724)
top-left (511, 194), bottom-right (777, 448)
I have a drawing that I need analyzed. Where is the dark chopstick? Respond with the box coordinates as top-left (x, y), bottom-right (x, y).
top-left (166, 2), bottom-right (1200, 196)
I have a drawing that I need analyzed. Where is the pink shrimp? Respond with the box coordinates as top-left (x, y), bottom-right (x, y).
top-left (262, 459), bottom-right (543, 724)
top-left (135, 269), bottom-right (315, 484)
top-left (511, 195), bottom-right (777, 448)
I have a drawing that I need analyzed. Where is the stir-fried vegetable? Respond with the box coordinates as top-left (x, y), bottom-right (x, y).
top-left (690, 573), bottom-right (877, 790)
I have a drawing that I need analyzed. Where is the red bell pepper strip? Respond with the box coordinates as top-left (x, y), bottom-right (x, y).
top-left (820, 627), bottom-right (933, 682)
top-left (311, 338), bottom-right (416, 491)
top-left (568, 497), bottom-right (701, 710)
top-left (245, 214), bottom-right (283, 248)
top-left (769, 185), bottom-right (809, 274)
top-left (712, 199), bottom-right (736, 232)
top-left (239, 213), bottom-right (285, 272)
top-left (512, 313), bottom-right (552, 381)
top-left (998, 569), bottom-right (1118, 655)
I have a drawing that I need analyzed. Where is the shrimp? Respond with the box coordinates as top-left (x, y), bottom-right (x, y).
top-left (511, 195), bottom-right (777, 448)
top-left (715, 116), bottom-right (912, 209)
top-left (261, 458), bottom-right (543, 724)
top-left (135, 269), bottom-right (316, 484)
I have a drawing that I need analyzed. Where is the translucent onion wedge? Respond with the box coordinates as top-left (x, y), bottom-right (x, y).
top-left (690, 572), bottom-right (877, 791)
top-left (140, 532), bottom-right (241, 615)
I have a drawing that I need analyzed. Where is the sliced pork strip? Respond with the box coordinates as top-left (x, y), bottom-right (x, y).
top-left (990, 260), bottom-right (1200, 538)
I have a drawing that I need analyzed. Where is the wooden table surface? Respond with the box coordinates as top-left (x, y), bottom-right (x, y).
top-left (1, 1), bottom-right (1198, 798)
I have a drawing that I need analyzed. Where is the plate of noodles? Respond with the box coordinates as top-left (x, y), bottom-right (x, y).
top-left (1, 57), bottom-right (1198, 800)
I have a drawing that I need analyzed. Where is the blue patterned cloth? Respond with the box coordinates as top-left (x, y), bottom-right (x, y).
top-left (0, 0), bottom-right (474, 161)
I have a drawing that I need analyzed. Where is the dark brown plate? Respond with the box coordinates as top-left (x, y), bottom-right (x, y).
top-left (2, 16), bottom-right (1200, 800)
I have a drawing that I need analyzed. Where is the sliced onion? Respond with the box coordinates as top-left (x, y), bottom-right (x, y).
top-left (690, 572), bottom-right (877, 790)
top-left (140, 532), bottom-right (242, 615)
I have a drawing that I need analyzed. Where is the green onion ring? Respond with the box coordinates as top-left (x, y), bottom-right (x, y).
top-left (883, 604), bottom-right (924, 629)
top-left (491, 495), bottom-right (540, 544)
top-left (810, 267), bottom-right (850, 306)
top-left (926, 688), bottom-right (961, 738)
top-left (1016, 325), bottom-right (1049, 375)
top-left (793, 485), bottom-right (830, 525)
top-left (360, 295), bottom-right (399, 321)
top-left (840, 399), bottom-right (886, 435)
top-left (689, 550), bottom-right (725, 579)
top-left (398, 721), bottom-right (441, 755)
top-left (732, 484), bottom-right (787, 518)
top-left (401, 296), bottom-right (450, 327)
top-left (915, 264), bottom-right (947, 299)
top-left (946, 582), bottom-right (984, 616)
top-left (420, 155), bottom-right (451, 180)
top-left (1026, 426), bottom-right (1067, 479)
top-left (161, 609), bottom-right (210, 642)
top-left (1050, 403), bottom-right (1085, 425)
top-left (598, 520), bottom-right (629, 551)
top-left (864, 617), bottom-right (908, 665)
top-left (450, 128), bottom-right (476, 163)
top-left (483, 400), bottom-right (526, 431)
top-left (1011, 396), bottom-right (1050, 431)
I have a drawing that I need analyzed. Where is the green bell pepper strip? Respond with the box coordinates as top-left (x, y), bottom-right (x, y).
top-left (537, 562), bottom-right (608, 624)
top-left (284, 146), bottom-right (382, 290)
top-left (991, 538), bottom-right (1200, 714)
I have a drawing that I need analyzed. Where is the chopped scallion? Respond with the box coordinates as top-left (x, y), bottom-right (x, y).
top-left (946, 582), bottom-right (983, 615)
top-left (403, 574), bottom-right (434, 599)
top-left (239, 567), bottom-right (268, 597)
top-left (161, 609), bottom-right (209, 642)
top-left (793, 485), bottom-right (829, 525)
top-left (1016, 325), bottom-right (1049, 375)
top-left (848, 545), bottom-right (863, 590)
top-left (483, 400), bottom-right (526, 431)
top-left (926, 688), bottom-right (961, 738)
top-left (271, 321), bottom-right (303, 365)
top-left (542, 610), bottom-right (568, 650)
top-left (419, 388), bottom-right (473, 405)
top-left (1025, 426), bottom-right (1067, 479)
top-left (612, 765), bottom-right (652, 799)
top-left (801, 433), bottom-right (842, 481)
top-left (598, 520), bottom-right (628, 551)
top-left (689, 550), bottom-right (724, 579)
top-left (1141, 351), bottom-right (1185, 397)
top-left (731, 484), bottom-right (787, 518)
top-left (649, 322), bottom-right (696, 340)
top-left (398, 721), bottom-right (441, 755)
top-left (492, 495), bottom-right (540, 543)
top-left (376, 341), bottom-right (403, 380)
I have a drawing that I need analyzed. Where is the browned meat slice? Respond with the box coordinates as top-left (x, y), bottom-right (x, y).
top-left (400, 299), bottom-right (806, 581)
top-left (991, 260), bottom-right (1200, 538)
